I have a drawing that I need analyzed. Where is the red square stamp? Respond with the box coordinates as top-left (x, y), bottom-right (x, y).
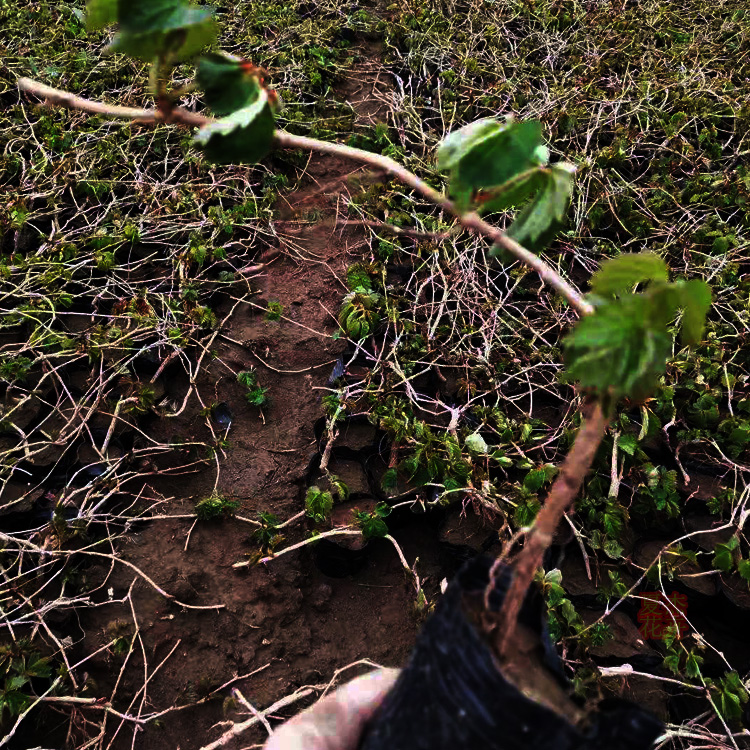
top-left (637, 591), bottom-right (689, 640)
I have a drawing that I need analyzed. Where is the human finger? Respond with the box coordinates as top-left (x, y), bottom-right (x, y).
top-left (264, 668), bottom-right (400, 750)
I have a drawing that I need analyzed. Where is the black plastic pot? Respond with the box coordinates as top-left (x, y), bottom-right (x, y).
top-left (212, 402), bottom-right (233, 429)
top-left (359, 556), bottom-right (663, 750)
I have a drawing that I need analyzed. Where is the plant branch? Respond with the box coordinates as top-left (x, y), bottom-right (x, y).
top-left (275, 131), bottom-right (593, 316)
top-left (16, 77), bottom-right (211, 128)
top-left (489, 401), bottom-right (610, 659)
top-left (16, 77), bottom-right (592, 317)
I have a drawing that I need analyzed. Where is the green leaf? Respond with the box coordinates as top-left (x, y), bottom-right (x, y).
top-left (374, 502), bottom-right (392, 518)
top-left (436, 118), bottom-right (504, 172)
top-left (196, 52), bottom-right (263, 117)
top-left (329, 475), bottom-right (350, 502)
top-left (437, 119), bottom-right (551, 215)
top-left (86, 0), bottom-right (117, 29)
top-left (502, 163), bottom-right (576, 253)
top-left (590, 253), bottom-right (669, 297)
top-left (663, 652), bottom-right (681, 675)
top-left (110, 1), bottom-right (216, 62)
top-left (738, 558), bottom-right (750, 583)
top-left (380, 467), bottom-right (398, 491)
top-left (685, 651), bottom-right (704, 679)
top-left (617, 434), bottom-right (639, 455)
top-left (305, 487), bottom-right (333, 524)
top-left (473, 169), bottom-right (545, 215)
top-left (523, 467), bottom-right (552, 493)
top-left (712, 537), bottom-right (739, 573)
top-left (354, 510), bottom-right (389, 540)
top-left (602, 538), bottom-right (624, 559)
top-left (464, 432), bottom-right (488, 455)
top-left (455, 119), bottom-right (544, 192)
top-left (195, 90), bottom-right (276, 165)
top-left (563, 295), bottom-right (672, 401)
top-left (676, 279), bottom-right (712, 345)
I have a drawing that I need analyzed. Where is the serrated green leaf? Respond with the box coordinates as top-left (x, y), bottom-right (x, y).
top-left (436, 118), bottom-right (504, 172)
top-left (502, 163), bottom-right (576, 253)
top-left (617, 434), bottom-right (639, 455)
top-left (663, 652), bottom-right (681, 674)
top-left (86, 0), bottom-right (118, 29)
top-left (7, 674), bottom-right (29, 691)
top-left (196, 52), bottom-right (263, 117)
top-left (603, 538), bottom-right (624, 559)
top-left (676, 278), bottom-right (712, 345)
top-left (590, 253), bottom-right (669, 297)
top-left (355, 510), bottom-right (389, 540)
top-left (374, 502), bottom-right (392, 518)
top-left (712, 538), bottom-right (738, 573)
top-left (685, 651), bottom-right (704, 679)
top-left (110, 2), bottom-right (216, 62)
top-left (563, 295), bottom-right (672, 401)
top-left (737, 558), bottom-right (750, 582)
top-left (195, 90), bottom-right (276, 165)
top-left (305, 486), bottom-right (333, 524)
top-left (456, 119), bottom-right (544, 191)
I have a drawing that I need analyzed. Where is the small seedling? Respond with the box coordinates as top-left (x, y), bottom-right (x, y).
top-left (0, 639), bottom-right (52, 722)
top-left (265, 301), bottom-right (283, 321)
top-left (353, 502), bottom-right (391, 540)
top-left (237, 369), bottom-right (268, 406)
top-left (338, 287), bottom-right (382, 339)
top-left (252, 511), bottom-right (282, 551)
top-left (305, 486), bottom-right (333, 524)
top-left (195, 492), bottom-right (240, 520)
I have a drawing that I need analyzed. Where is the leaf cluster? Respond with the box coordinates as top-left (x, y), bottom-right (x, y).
top-left (194, 493), bottom-right (239, 521)
top-left (352, 502), bottom-right (391, 540)
top-left (338, 287), bottom-right (382, 340)
top-left (85, 1), bottom-right (279, 165)
top-left (564, 254), bottom-right (712, 403)
top-left (252, 511), bottom-right (283, 552)
top-left (0, 640), bottom-right (52, 724)
top-left (305, 486), bottom-right (334, 524)
top-left (237, 369), bottom-right (268, 407)
top-left (436, 117), bottom-right (576, 253)
top-left (711, 536), bottom-right (750, 582)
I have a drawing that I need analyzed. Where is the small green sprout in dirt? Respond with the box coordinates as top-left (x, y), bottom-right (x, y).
top-left (265, 301), bottom-right (283, 321)
top-left (662, 626), bottom-right (704, 680)
top-left (237, 369), bottom-right (268, 406)
top-left (105, 619), bottom-right (133, 657)
top-left (252, 511), bottom-right (283, 553)
top-left (709, 671), bottom-right (749, 722)
top-left (0, 639), bottom-right (52, 722)
top-left (338, 287), bottom-right (382, 340)
top-left (195, 492), bottom-right (240, 521)
top-left (305, 486), bottom-right (333, 524)
top-left (352, 502), bottom-right (391, 540)
top-left (0, 355), bottom-right (34, 383)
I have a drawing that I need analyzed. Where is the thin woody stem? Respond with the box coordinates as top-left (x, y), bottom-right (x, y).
top-left (16, 77), bottom-right (592, 317)
top-left (275, 132), bottom-right (593, 316)
top-left (491, 402), bottom-right (610, 658)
